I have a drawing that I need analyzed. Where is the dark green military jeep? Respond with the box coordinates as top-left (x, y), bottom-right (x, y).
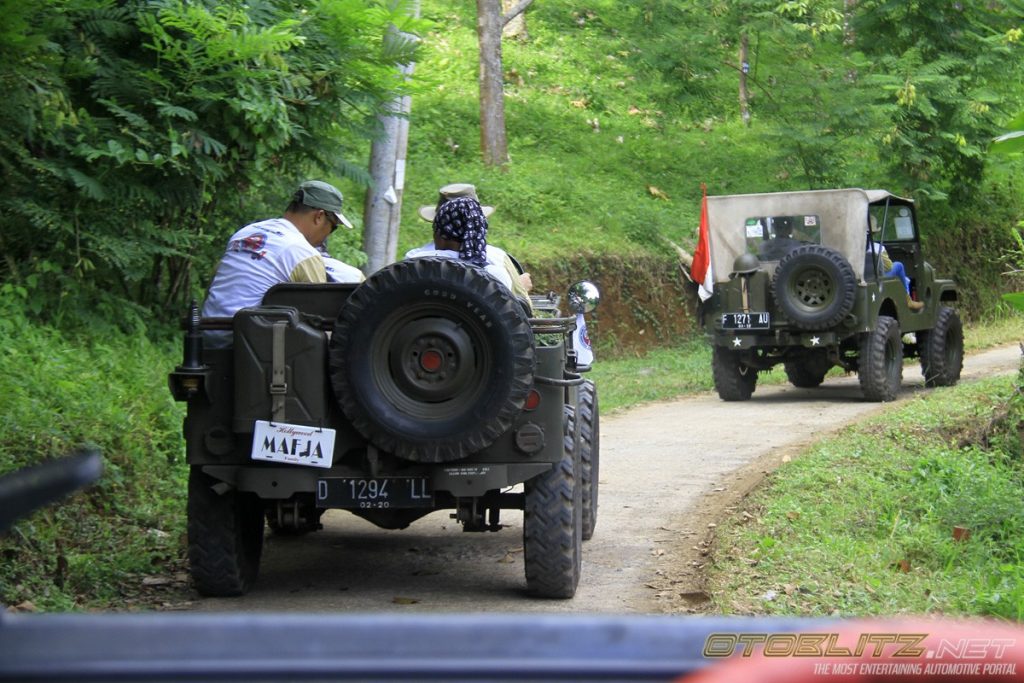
top-left (700, 189), bottom-right (963, 402)
top-left (170, 258), bottom-right (600, 599)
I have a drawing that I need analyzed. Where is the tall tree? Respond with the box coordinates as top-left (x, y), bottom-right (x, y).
top-left (853, 0), bottom-right (1021, 199)
top-left (476, 0), bottom-right (533, 167)
top-left (738, 33), bottom-right (751, 126)
top-left (701, 0), bottom-right (843, 124)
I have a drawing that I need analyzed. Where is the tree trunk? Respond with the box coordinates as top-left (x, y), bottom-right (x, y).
top-left (843, 0), bottom-right (857, 45)
top-left (362, 4), bottom-right (420, 274)
top-left (739, 33), bottom-right (751, 127)
top-left (477, 0), bottom-right (509, 167)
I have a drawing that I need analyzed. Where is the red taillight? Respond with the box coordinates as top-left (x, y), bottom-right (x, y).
top-left (524, 389), bottom-right (541, 411)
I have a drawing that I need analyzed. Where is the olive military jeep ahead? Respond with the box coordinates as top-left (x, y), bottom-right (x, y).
top-left (169, 258), bottom-right (600, 599)
top-left (700, 189), bottom-right (963, 402)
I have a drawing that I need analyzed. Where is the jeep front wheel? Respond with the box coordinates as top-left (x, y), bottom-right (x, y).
top-left (712, 347), bottom-right (757, 401)
top-left (523, 407), bottom-right (582, 598)
top-left (918, 306), bottom-right (964, 388)
top-left (858, 315), bottom-right (902, 402)
top-left (772, 245), bottom-right (857, 330)
top-left (579, 380), bottom-right (599, 541)
top-left (783, 350), bottom-right (832, 388)
top-left (187, 467), bottom-right (265, 596)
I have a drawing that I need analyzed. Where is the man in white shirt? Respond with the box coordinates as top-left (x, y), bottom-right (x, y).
top-left (202, 180), bottom-right (358, 343)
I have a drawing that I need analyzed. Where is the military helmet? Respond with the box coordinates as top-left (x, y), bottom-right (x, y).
top-left (731, 252), bottom-right (762, 276)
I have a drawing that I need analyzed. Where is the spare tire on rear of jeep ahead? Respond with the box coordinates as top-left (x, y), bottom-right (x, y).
top-left (330, 258), bottom-right (536, 463)
top-left (771, 245), bottom-right (857, 331)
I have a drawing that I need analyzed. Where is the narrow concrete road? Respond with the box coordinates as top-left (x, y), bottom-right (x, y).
top-left (192, 344), bottom-right (1020, 615)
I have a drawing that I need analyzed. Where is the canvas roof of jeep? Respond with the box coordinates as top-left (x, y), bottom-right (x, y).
top-left (706, 188), bottom-right (914, 283)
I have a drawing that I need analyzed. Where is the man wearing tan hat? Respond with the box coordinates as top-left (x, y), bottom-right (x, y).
top-left (410, 183), bottom-right (533, 301)
top-left (202, 180), bottom-right (359, 342)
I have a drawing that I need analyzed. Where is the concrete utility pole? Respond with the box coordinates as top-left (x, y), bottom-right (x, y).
top-left (363, 2), bottom-right (420, 275)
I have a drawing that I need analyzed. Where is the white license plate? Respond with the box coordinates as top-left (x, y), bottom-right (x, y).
top-left (251, 420), bottom-right (335, 469)
top-left (721, 312), bottom-right (771, 330)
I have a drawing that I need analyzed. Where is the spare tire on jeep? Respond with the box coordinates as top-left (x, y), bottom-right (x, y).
top-left (771, 245), bottom-right (857, 330)
top-left (329, 258), bottom-right (536, 463)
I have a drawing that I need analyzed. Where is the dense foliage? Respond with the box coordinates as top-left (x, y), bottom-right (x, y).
top-left (0, 0), bottom-right (424, 328)
top-left (3, 0), bottom-right (1023, 324)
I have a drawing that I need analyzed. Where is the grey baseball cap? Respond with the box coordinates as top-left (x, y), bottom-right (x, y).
top-left (299, 180), bottom-right (353, 229)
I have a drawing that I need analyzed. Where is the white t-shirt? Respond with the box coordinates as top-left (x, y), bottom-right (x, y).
top-left (324, 256), bottom-right (365, 283)
top-left (404, 244), bottom-right (513, 291)
top-left (202, 217), bottom-right (326, 320)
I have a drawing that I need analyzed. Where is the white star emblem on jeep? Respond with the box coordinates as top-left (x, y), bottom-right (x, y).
top-left (732, 337), bottom-right (742, 347)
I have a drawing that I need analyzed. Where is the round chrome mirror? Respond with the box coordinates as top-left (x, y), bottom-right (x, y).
top-left (567, 280), bottom-right (600, 314)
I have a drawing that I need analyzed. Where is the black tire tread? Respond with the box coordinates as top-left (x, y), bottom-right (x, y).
top-left (783, 350), bottom-right (832, 388)
top-left (579, 380), bottom-right (599, 541)
top-left (187, 467), bottom-right (264, 597)
top-left (919, 306), bottom-right (964, 388)
top-left (712, 347), bottom-right (757, 401)
top-left (858, 315), bottom-right (902, 402)
top-left (523, 408), bottom-right (582, 599)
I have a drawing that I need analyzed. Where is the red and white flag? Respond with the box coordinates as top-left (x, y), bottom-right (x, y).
top-left (691, 183), bottom-right (714, 301)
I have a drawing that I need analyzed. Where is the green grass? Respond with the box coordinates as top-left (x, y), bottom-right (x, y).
top-left (708, 373), bottom-right (1024, 620)
top-left (0, 308), bottom-right (187, 611)
top-left (964, 312), bottom-right (1024, 352)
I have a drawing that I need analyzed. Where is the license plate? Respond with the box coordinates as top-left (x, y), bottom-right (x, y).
top-left (316, 477), bottom-right (434, 509)
top-left (721, 312), bottom-right (771, 330)
top-left (251, 420), bottom-right (335, 469)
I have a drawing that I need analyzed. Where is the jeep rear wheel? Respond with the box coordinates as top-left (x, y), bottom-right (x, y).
top-left (712, 347), bottom-right (757, 401)
top-left (187, 467), bottom-right (264, 596)
top-left (772, 245), bottom-right (857, 330)
top-left (783, 350), bottom-right (832, 388)
top-left (858, 315), bottom-right (902, 402)
top-left (523, 407), bottom-right (582, 598)
top-left (579, 380), bottom-right (599, 541)
top-left (919, 306), bottom-right (964, 388)
top-left (330, 258), bottom-right (535, 463)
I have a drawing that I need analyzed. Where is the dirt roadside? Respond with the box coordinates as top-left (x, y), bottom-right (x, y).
top-left (186, 344), bottom-right (1021, 615)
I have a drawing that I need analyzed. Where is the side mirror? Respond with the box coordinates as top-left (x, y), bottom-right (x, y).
top-left (0, 449), bottom-right (103, 535)
top-left (567, 281), bottom-right (600, 314)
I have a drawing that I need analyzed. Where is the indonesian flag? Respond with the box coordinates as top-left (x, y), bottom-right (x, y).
top-left (691, 183), bottom-right (714, 301)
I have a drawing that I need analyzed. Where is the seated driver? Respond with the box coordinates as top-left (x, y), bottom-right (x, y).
top-left (757, 217), bottom-right (802, 261)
